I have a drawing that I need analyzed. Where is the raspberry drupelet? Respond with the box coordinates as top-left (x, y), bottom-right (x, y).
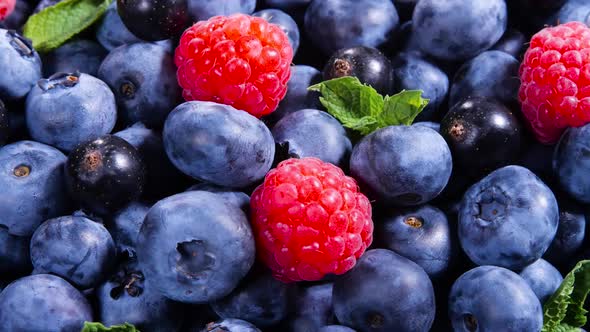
top-left (175, 14), bottom-right (294, 118)
top-left (0, 0), bottom-right (15, 20)
top-left (250, 158), bottom-right (374, 283)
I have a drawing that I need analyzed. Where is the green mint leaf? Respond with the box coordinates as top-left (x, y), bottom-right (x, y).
top-left (82, 322), bottom-right (139, 332)
top-left (308, 76), bottom-right (428, 136)
top-left (23, 0), bottom-right (113, 53)
top-left (543, 260), bottom-right (590, 332)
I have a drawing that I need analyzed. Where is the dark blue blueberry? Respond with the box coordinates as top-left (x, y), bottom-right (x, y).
top-left (333, 249), bottom-right (435, 332)
top-left (201, 319), bottom-right (261, 332)
top-left (350, 125), bottom-right (452, 206)
top-left (393, 53), bottom-right (449, 121)
top-left (96, 3), bottom-right (142, 51)
top-left (0, 274), bottom-right (93, 331)
top-left (318, 326), bottom-right (356, 332)
top-left (398, 21), bottom-right (423, 56)
top-left (42, 39), bottom-right (107, 77)
top-left (304, 0), bottom-right (399, 56)
top-left (186, 184), bottom-right (250, 214)
top-left (0, 140), bottom-right (69, 236)
top-left (163, 101), bottom-right (275, 188)
top-left (136, 191), bottom-right (255, 303)
top-left (545, 197), bottom-right (586, 264)
top-left (519, 259), bottom-right (563, 304)
top-left (30, 215), bottom-right (117, 289)
top-left (253, 9), bottom-right (300, 55)
top-left (412, 121), bottom-right (440, 132)
top-left (272, 109), bottom-right (351, 167)
top-left (376, 205), bottom-right (452, 279)
top-left (97, 257), bottom-right (186, 332)
top-left (449, 266), bottom-right (543, 332)
top-left (266, 65), bottom-right (322, 125)
top-left (458, 165), bottom-right (559, 270)
top-left (491, 29), bottom-right (527, 59)
top-left (449, 51), bottom-right (520, 107)
top-left (554, 124), bottom-right (590, 204)
top-left (288, 283), bottom-right (336, 332)
top-left (548, 0), bottom-right (590, 26)
top-left (0, 226), bottom-right (30, 277)
top-left (26, 72), bottom-right (117, 152)
top-left (0, 29), bottom-right (41, 101)
top-left (106, 201), bottom-right (150, 256)
top-left (0, 99), bottom-right (8, 145)
top-left (412, 0), bottom-right (507, 61)
top-left (0, 0), bottom-right (32, 30)
top-left (187, 0), bottom-right (255, 22)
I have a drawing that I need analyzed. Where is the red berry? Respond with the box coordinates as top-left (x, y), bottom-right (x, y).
top-left (250, 158), bottom-right (374, 282)
top-left (519, 21), bottom-right (590, 144)
top-left (175, 14), bottom-right (293, 118)
top-left (0, 0), bottom-right (15, 20)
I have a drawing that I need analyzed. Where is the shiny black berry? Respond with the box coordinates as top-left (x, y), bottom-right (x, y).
top-left (116, 0), bottom-right (190, 41)
top-left (323, 46), bottom-right (394, 95)
top-left (65, 135), bottom-right (146, 215)
top-left (440, 97), bottom-right (523, 177)
top-left (0, 99), bottom-right (8, 146)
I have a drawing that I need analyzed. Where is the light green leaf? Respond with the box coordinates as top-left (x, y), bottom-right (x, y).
top-left (23, 0), bottom-right (113, 53)
top-left (81, 322), bottom-right (139, 332)
top-left (380, 90), bottom-right (429, 126)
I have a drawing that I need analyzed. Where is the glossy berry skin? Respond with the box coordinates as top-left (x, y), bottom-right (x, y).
top-left (450, 51), bottom-right (520, 108)
top-left (323, 46), bottom-right (394, 96)
top-left (376, 205), bottom-right (452, 279)
top-left (0, 99), bottom-right (7, 146)
top-left (272, 109), bottom-right (352, 168)
top-left (187, 0), bottom-right (256, 22)
top-left (0, 0), bottom-right (15, 20)
top-left (26, 72), bottom-right (117, 152)
top-left (42, 39), bottom-right (107, 77)
top-left (458, 166), bottom-right (559, 270)
top-left (163, 101), bottom-right (275, 188)
top-left (0, 29), bottom-right (41, 100)
top-left (0, 140), bottom-right (69, 236)
top-left (117, 0), bottom-right (189, 41)
top-left (96, 3), bottom-right (142, 51)
top-left (449, 266), bottom-right (543, 332)
top-left (65, 135), bottom-right (146, 215)
top-left (99, 42), bottom-right (180, 128)
top-left (30, 215), bottom-right (117, 289)
top-left (554, 124), bottom-right (590, 203)
top-left (253, 9), bottom-right (300, 55)
top-left (519, 259), bottom-right (563, 304)
top-left (175, 14), bottom-right (294, 118)
top-left (333, 249), bottom-right (435, 332)
top-left (288, 283), bottom-right (336, 332)
top-left (106, 201), bottom-right (150, 256)
top-left (545, 198), bottom-right (587, 264)
top-left (0, 226), bottom-right (30, 277)
top-left (519, 22), bottom-right (590, 144)
top-left (202, 319), bottom-right (261, 332)
top-left (137, 191), bottom-right (255, 303)
top-left (0, 274), bottom-right (93, 332)
top-left (251, 158), bottom-right (374, 282)
top-left (350, 125), bottom-right (452, 206)
top-left (304, 0), bottom-right (399, 56)
top-left (492, 29), bottom-right (527, 59)
top-left (440, 97), bottom-right (523, 177)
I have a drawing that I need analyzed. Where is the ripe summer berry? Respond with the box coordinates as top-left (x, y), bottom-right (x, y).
top-left (0, 0), bottom-right (15, 21)
top-left (250, 157), bottom-right (374, 282)
top-left (519, 21), bottom-right (590, 144)
top-left (175, 14), bottom-right (294, 118)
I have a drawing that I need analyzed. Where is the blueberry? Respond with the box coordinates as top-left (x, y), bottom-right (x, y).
top-left (318, 326), bottom-right (356, 332)
top-left (333, 249), bottom-right (435, 332)
top-left (0, 0), bottom-right (32, 30)
top-left (491, 29), bottom-right (527, 59)
top-left (545, 197), bottom-right (586, 264)
top-left (136, 191), bottom-right (255, 303)
top-left (187, 0), bottom-right (256, 22)
top-left (0, 274), bottom-right (93, 331)
top-left (449, 266), bottom-right (543, 332)
top-left (519, 259), bottom-right (563, 304)
top-left (0, 29), bottom-right (41, 100)
top-left (97, 257), bottom-right (185, 331)
top-left (449, 51), bottom-right (520, 107)
top-left (0, 99), bottom-right (8, 145)
top-left (412, 121), bottom-right (440, 132)
top-left (549, 0), bottom-right (590, 26)
top-left (440, 97), bottom-right (523, 177)
top-left (163, 101), bottom-right (275, 188)
top-left (42, 39), bottom-right (107, 77)
top-left (99, 43), bottom-right (180, 128)
top-left (106, 201), bottom-right (150, 256)
top-left (554, 124), bottom-right (590, 204)
top-left (288, 283), bottom-right (336, 332)
top-left (376, 205), bottom-right (452, 279)
top-left (186, 184), bottom-right (251, 214)
top-left (0, 140), bottom-right (69, 236)
top-left (272, 109), bottom-right (352, 167)
top-left (201, 319), bottom-right (261, 332)
top-left (265, 0), bottom-right (311, 10)
top-left (350, 125), bottom-right (452, 206)
top-left (253, 9), bottom-right (300, 55)
top-left (0, 226), bottom-right (31, 277)
top-left (26, 72), bottom-right (117, 152)
top-left (30, 215), bottom-right (117, 289)
top-left (304, 0), bottom-right (399, 56)
top-left (117, 0), bottom-right (190, 41)
top-left (33, 0), bottom-right (61, 13)
top-left (96, 3), bottom-right (142, 51)
top-left (392, 53), bottom-right (449, 121)
top-left (458, 165), bottom-right (559, 270)
top-left (65, 134), bottom-right (146, 215)
top-left (412, 0), bottom-right (507, 61)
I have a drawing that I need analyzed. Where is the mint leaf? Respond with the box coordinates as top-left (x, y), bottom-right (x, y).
top-left (82, 322), bottom-right (139, 332)
top-left (23, 0), bottom-right (112, 53)
top-left (543, 260), bottom-right (590, 332)
top-left (308, 76), bottom-right (428, 136)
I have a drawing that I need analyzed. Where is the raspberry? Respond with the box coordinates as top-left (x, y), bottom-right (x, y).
top-left (250, 157), bottom-right (374, 282)
top-left (519, 22), bottom-right (590, 144)
top-left (174, 14), bottom-right (294, 118)
top-left (0, 0), bottom-right (15, 20)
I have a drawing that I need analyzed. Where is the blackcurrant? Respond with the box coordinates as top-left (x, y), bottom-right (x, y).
top-left (117, 0), bottom-right (190, 41)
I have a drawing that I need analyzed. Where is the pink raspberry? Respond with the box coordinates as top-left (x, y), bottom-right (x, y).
top-left (0, 0), bottom-right (15, 20)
